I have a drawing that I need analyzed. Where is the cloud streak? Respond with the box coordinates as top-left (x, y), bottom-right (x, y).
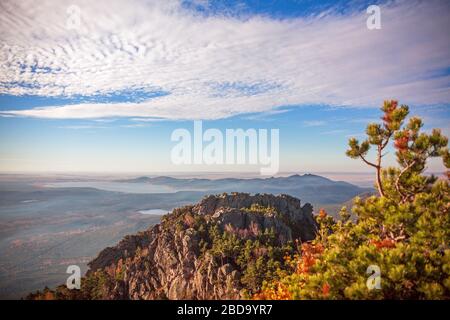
top-left (0, 0), bottom-right (449, 120)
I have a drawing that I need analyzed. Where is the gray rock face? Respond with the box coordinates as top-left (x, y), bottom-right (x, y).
top-left (86, 193), bottom-right (317, 300)
top-left (195, 193), bottom-right (316, 241)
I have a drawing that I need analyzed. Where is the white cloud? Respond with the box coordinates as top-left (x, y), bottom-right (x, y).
top-left (130, 117), bottom-right (167, 122)
top-left (58, 125), bottom-right (107, 129)
top-left (120, 123), bottom-right (151, 128)
top-left (0, 0), bottom-right (449, 120)
top-left (320, 129), bottom-right (347, 135)
top-left (303, 120), bottom-right (327, 127)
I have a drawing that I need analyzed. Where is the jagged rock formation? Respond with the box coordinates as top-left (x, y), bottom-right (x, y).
top-left (194, 193), bottom-right (316, 240)
top-left (28, 193), bottom-right (317, 300)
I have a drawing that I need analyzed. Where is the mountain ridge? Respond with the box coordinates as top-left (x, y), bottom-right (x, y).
top-left (115, 174), bottom-right (370, 204)
top-left (27, 193), bottom-right (317, 300)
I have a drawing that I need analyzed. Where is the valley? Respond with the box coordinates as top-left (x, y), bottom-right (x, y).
top-left (0, 173), bottom-right (370, 299)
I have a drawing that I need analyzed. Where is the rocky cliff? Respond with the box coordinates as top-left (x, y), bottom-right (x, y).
top-left (28, 193), bottom-right (317, 300)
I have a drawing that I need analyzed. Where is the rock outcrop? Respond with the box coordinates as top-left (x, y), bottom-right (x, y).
top-left (195, 193), bottom-right (316, 240)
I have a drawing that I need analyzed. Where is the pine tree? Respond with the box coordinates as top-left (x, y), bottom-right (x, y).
top-left (255, 100), bottom-right (449, 300)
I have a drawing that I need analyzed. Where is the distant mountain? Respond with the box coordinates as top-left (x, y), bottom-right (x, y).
top-left (28, 193), bottom-right (317, 300)
top-left (116, 174), bottom-right (371, 204)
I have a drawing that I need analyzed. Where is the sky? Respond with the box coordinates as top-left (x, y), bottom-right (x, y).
top-left (0, 0), bottom-right (449, 174)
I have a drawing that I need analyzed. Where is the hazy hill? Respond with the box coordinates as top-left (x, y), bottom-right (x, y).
top-left (117, 174), bottom-right (371, 204)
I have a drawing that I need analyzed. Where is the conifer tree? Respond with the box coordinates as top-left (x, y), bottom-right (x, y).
top-left (255, 101), bottom-right (449, 300)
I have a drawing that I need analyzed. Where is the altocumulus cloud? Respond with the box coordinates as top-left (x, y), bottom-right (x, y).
top-left (0, 0), bottom-right (449, 120)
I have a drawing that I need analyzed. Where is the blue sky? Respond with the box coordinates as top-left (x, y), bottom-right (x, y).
top-left (0, 0), bottom-right (449, 174)
top-left (182, 0), bottom-right (386, 17)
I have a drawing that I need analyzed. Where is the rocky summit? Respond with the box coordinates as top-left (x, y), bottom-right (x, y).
top-left (28, 193), bottom-right (317, 300)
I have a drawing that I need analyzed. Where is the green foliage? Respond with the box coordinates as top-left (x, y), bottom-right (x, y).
top-left (293, 185), bottom-right (449, 299)
top-left (346, 101), bottom-right (411, 198)
top-left (236, 237), bottom-right (294, 292)
top-left (80, 270), bottom-right (113, 299)
top-left (204, 219), bottom-right (295, 293)
top-left (242, 204), bottom-right (280, 217)
top-left (346, 137), bottom-right (370, 159)
top-left (27, 269), bottom-right (114, 300)
top-left (162, 203), bottom-right (297, 295)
